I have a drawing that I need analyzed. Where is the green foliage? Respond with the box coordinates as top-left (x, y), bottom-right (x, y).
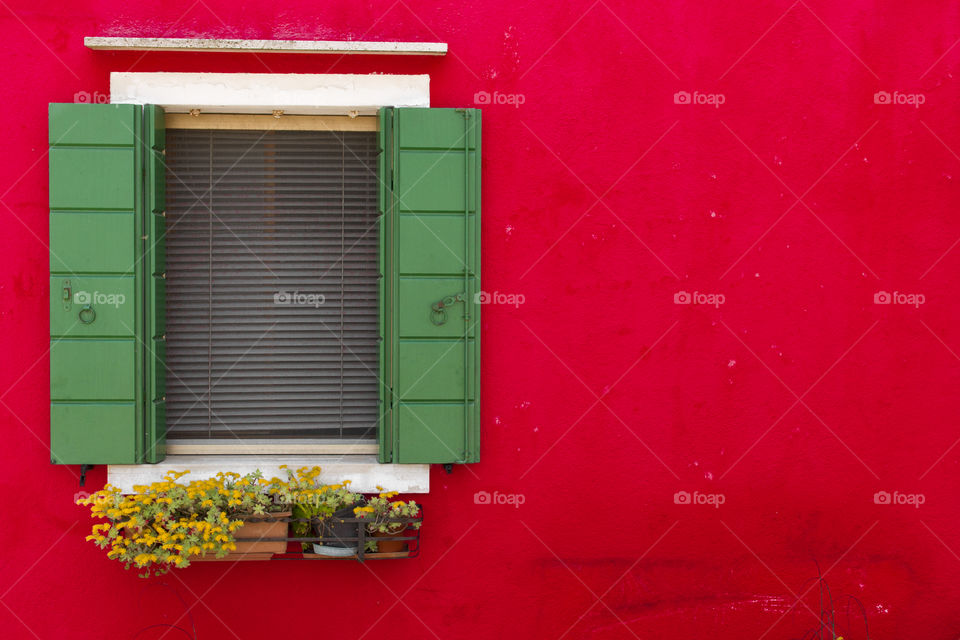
top-left (268, 466), bottom-right (363, 551)
top-left (354, 489), bottom-right (422, 552)
top-left (75, 470), bottom-right (278, 577)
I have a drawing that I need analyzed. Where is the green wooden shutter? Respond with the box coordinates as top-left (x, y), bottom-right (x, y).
top-left (49, 103), bottom-right (166, 465)
top-left (379, 107), bottom-right (481, 464)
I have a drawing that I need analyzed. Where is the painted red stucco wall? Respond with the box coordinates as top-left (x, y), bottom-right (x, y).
top-left (2, 1), bottom-right (960, 638)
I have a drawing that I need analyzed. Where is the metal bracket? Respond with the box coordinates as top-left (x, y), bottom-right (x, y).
top-left (79, 464), bottom-right (93, 487)
top-left (62, 280), bottom-right (72, 311)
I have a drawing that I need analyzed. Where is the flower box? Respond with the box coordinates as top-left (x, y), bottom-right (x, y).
top-left (76, 467), bottom-right (424, 575)
top-left (194, 511), bottom-right (292, 561)
top-left (276, 510), bottom-right (423, 561)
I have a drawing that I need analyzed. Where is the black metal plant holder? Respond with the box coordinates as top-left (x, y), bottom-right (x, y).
top-left (238, 508), bottom-right (423, 562)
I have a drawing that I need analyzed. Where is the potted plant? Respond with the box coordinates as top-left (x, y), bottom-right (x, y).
top-left (196, 471), bottom-right (291, 561)
top-left (76, 470), bottom-right (290, 576)
top-left (271, 465), bottom-right (363, 557)
top-left (355, 489), bottom-right (422, 553)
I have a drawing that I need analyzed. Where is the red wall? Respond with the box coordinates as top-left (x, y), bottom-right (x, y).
top-left (2, 1), bottom-right (960, 638)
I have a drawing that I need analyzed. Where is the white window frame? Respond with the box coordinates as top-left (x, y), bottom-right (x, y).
top-left (106, 72), bottom-right (431, 493)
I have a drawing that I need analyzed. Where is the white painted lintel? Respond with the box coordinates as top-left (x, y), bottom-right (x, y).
top-left (110, 72), bottom-right (430, 116)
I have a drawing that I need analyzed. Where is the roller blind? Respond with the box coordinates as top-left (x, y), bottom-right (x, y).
top-left (164, 129), bottom-right (379, 440)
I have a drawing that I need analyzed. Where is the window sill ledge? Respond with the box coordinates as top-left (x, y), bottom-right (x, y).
top-left (107, 455), bottom-right (430, 494)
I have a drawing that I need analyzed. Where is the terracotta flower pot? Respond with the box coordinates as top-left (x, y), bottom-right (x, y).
top-left (197, 511), bottom-right (291, 561)
top-left (372, 526), bottom-right (408, 553)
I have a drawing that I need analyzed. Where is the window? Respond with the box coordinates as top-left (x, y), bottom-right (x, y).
top-left (48, 94), bottom-right (480, 470)
top-left (164, 124), bottom-right (379, 444)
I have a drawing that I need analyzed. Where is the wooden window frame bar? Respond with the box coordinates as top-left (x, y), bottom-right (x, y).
top-left (164, 118), bottom-right (379, 453)
top-left (165, 113), bottom-right (378, 132)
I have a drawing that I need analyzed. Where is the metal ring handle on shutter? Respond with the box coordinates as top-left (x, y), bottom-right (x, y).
top-left (78, 305), bottom-right (96, 324)
top-left (431, 293), bottom-right (465, 326)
